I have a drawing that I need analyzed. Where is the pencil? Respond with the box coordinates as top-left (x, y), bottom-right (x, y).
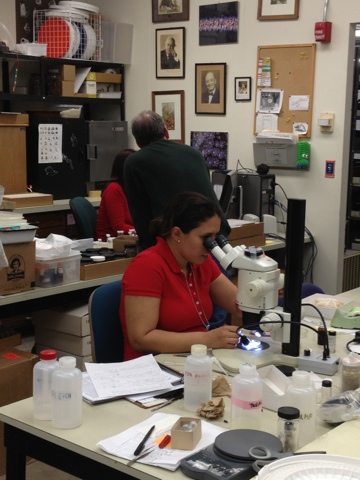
top-left (133, 425), bottom-right (155, 456)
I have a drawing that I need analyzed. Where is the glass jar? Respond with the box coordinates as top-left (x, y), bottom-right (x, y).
top-left (46, 69), bottom-right (61, 96)
top-left (277, 406), bottom-right (300, 452)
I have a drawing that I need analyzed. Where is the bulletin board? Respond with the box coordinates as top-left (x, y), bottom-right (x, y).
top-left (254, 44), bottom-right (316, 138)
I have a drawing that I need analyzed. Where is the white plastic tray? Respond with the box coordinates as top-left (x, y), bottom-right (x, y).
top-left (0, 226), bottom-right (37, 244)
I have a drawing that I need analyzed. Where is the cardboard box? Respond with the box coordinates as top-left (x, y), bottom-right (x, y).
top-left (228, 222), bottom-right (264, 241)
top-left (0, 333), bottom-right (22, 350)
top-left (0, 241), bottom-right (35, 295)
top-left (0, 125), bottom-right (27, 194)
top-left (0, 348), bottom-right (38, 475)
top-left (61, 65), bottom-right (76, 81)
top-left (34, 326), bottom-right (92, 357)
top-left (85, 71), bottom-right (97, 81)
top-left (94, 72), bottom-right (122, 83)
top-left (33, 303), bottom-right (90, 336)
top-left (113, 235), bottom-right (138, 253)
top-left (2, 193), bottom-right (53, 208)
top-left (79, 80), bottom-right (97, 97)
top-left (61, 80), bottom-right (75, 96)
top-left (171, 417), bottom-right (201, 450)
top-left (80, 257), bottom-right (133, 280)
top-left (35, 343), bottom-right (92, 371)
top-left (0, 113), bottom-right (29, 126)
top-left (228, 234), bottom-right (266, 248)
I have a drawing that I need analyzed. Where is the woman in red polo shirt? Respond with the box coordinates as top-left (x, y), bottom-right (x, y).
top-left (121, 191), bottom-right (241, 360)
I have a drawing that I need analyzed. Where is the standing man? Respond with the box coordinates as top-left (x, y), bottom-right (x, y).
top-left (160, 36), bottom-right (180, 69)
top-left (201, 71), bottom-right (220, 104)
top-left (125, 110), bottom-right (230, 251)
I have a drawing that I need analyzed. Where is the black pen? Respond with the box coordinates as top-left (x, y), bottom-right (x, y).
top-left (133, 425), bottom-right (155, 456)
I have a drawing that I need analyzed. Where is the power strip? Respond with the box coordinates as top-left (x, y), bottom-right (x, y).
top-left (297, 352), bottom-right (340, 376)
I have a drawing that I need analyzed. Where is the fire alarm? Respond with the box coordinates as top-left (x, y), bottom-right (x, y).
top-left (315, 0), bottom-right (332, 43)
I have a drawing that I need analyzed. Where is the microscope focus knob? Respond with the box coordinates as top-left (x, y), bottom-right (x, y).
top-left (245, 279), bottom-right (265, 297)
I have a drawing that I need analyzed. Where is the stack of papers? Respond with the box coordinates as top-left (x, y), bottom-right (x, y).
top-left (83, 355), bottom-right (183, 408)
top-left (97, 412), bottom-right (227, 471)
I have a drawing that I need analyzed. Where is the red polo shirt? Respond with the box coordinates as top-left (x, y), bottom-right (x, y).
top-left (120, 237), bottom-right (221, 360)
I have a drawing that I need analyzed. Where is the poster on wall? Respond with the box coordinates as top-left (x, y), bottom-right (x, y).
top-left (190, 131), bottom-right (228, 170)
top-left (199, 1), bottom-right (238, 45)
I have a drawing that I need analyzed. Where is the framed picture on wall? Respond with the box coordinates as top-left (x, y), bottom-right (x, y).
top-left (257, 0), bottom-right (300, 21)
top-left (156, 27), bottom-right (185, 79)
top-left (152, 90), bottom-right (185, 143)
top-left (152, 0), bottom-right (190, 23)
top-left (235, 77), bottom-right (252, 101)
top-left (195, 63), bottom-right (226, 115)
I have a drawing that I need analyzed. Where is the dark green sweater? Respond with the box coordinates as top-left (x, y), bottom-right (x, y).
top-left (124, 139), bottom-right (230, 250)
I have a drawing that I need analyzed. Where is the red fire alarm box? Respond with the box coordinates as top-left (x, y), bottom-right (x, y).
top-left (315, 21), bottom-right (332, 42)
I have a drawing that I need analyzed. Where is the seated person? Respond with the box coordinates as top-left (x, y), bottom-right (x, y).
top-left (120, 191), bottom-right (241, 361)
top-left (96, 149), bottom-right (135, 241)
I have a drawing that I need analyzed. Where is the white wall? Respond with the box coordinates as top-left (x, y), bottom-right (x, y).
top-left (3, 0), bottom-right (359, 294)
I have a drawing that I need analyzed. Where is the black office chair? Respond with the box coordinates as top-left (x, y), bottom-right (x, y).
top-left (88, 280), bottom-right (124, 363)
top-left (69, 197), bottom-right (97, 239)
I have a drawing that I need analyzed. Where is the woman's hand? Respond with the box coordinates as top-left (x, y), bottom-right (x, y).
top-left (207, 325), bottom-right (240, 349)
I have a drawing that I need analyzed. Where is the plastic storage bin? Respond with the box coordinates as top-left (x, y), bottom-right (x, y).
top-left (35, 251), bottom-right (81, 287)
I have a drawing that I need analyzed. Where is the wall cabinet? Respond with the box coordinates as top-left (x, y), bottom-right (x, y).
top-left (0, 52), bottom-right (125, 120)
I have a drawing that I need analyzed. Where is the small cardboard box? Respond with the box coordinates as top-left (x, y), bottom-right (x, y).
top-left (61, 80), bottom-right (75, 96)
top-left (228, 234), bottom-right (266, 248)
top-left (34, 326), bottom-right (92, 357)
top-left (228, 222), bottom-right (264, 241)
top-left (79, 80), bottom-right (97, 97)
top-left (0, 113), bottom-right (29, 126)
top-left (113, 235), bottom-right (138, 253)
top-left (35, 343), bottom-right (92, 371)
top-left (0, 348), bottom-right (38, 475)
top-left (0, 333), bottom-right (22, 350)
top-left (61, 64), bottom-right (76, 81)
top-left (95, 72), bottom-right (122, 83)
top-left (80, 257), bottom-right (133, 280)
top-left (171, 417), bottom-right (201, 450)
top-left (0, 241), bottom-right (35, 295)
top-left (33, 303), bottom-right (90, 337)
top-left (2, 193), bottom-right (53, 208)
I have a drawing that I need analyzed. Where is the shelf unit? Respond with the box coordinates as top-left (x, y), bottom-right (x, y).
top-left (346, 45), bottom-right (360, 251)
top-left (0, 52), bottom-right (125, 120)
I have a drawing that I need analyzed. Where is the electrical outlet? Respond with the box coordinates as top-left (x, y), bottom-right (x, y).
top-left (298, 352), bottom-right (340, 376)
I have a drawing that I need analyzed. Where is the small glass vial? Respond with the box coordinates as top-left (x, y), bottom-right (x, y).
top-left (277, 406), bottom-right (300, 452)
top-left (320, 379), bottom-right (332, 403)
top-left (51, 356), bottom-right (82, 429)
top-left (328, 330), bottom-right (336, 354)
top-left (33, 349), bottom-right (58, 420)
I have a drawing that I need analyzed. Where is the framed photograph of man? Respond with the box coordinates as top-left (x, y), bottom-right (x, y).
top-left (152, 0), bottom-right (190, 23)
top-left (235, 77), bottom-right (251, 101)
top-left (152, 90), bottom-right (185, 143)
top-left (195, 63), bottom-right (226, 115)
top-left (156, 27), bottom-right (185, 79)
top-left (257, 0), bottom-right (300, 21)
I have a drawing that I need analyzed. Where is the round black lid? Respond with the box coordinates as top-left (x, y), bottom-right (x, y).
top-left (322, 379), bottom-right (332, 387)
top-left (213, 429), bottom-right (282, 461)
top-left (277, 406), bottom-right (300, 420)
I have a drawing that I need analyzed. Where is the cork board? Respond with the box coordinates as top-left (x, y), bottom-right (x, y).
top-left (254, 44), bottom-right (316, 138)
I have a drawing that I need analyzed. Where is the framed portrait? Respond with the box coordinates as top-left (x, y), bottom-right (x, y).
top-left (156, 27), bottom-right (185, 79)
top-left (152, 0), bottom-right (189, 23)
top-left (257, 0), bottom-right (299, 21)
top-left (235, 77), bottom-right (252, 101)
top-left (195, 63), bottom-right (226, 115)
top-left (152, 90), bottom-right (185, 143)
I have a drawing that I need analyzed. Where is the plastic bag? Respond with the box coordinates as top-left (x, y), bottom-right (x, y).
top-left (318, 390), bottom-right (360, 424)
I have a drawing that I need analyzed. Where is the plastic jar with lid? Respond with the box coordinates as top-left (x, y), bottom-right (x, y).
top-left (51, 356), bottom-right (82, 429)
top-left (33, 349), bottom-right (58, 420)
top-left (340, 351), bottom-right (360, 392)
top-left (184, 344), bottom-right (212, 412)
top-left (277, 406), bottom-right (300, 452)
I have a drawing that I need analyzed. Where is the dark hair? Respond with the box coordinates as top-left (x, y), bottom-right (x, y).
top-left (10, 257), bottom-right (21, 269)
top-left (109, 148), bottom-right (135, 188)
top-left (131, 110), bottom-right (166, 148)
top-left (150, 191), bottom-right (222, 239)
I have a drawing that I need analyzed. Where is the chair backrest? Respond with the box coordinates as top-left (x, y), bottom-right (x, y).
top-left (88, 280), bottom-right (124, 363)
top-left (69, 197), bottom-right (97, 239)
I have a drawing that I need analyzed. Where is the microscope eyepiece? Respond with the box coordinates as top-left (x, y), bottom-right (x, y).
top-left (215, 234), bottom-right (229, 249)
top-left (204, 236), bottom-right (217, 251)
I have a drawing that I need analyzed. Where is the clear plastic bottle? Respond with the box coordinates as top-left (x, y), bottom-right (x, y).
top-left (320, 379), bottom-right (332, 403)
top-left (340, 352), bottom-right (360, 392)
top-left (184, 344), bottom-right (212, 412)
top-left (231, 363), bottom-right (263, 430)
top-left (33, 349), bottom-right (58, 420)
top-left (285, 370), bottom-right (317, 448)
top-left (51, 356), bottom-right (82, 429)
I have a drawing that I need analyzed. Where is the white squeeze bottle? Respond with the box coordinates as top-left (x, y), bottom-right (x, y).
top-left (51, 356), bottom-right (82, 429)
top-left (231, 363), bottom-right (263, 430)
top-left (33, 349), bottom-right (58, 420)
top-left (184, 344), bottom-right (212, 412)
top-left (285, 370), bottom-right (317, 448)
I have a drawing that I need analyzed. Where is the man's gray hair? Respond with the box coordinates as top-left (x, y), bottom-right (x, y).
top-left (131, 110), bottom-right (166, 148)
